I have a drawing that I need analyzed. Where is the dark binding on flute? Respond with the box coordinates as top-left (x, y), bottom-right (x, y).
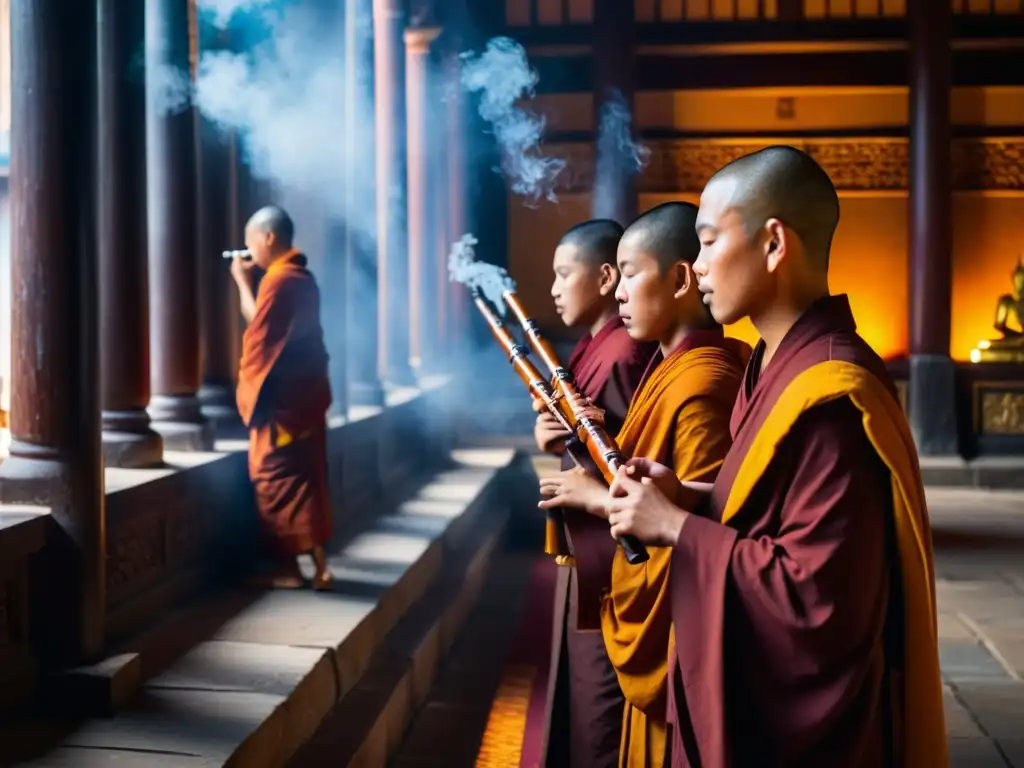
top-left (501, 290), bottom-right (649, 566)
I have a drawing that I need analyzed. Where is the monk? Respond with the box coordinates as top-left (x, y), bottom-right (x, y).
top-left (603, 146), bottom-right (948, 767)
top-left (232, 205), bottom-right (334, 590)
top-left (539, 202), bottom-right (749, 768)
top-left (532, 218), bottom-right (654, 768)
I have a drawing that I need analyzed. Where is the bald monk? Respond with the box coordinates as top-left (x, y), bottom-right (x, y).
top-left (539, 202), bottom-right (749, 768)
top-left (533, 219), bottom-right (655, 768)
top-left (603, 146), bottom-right (948, 767)
top-left (232, 206), bottom-right (333, 590)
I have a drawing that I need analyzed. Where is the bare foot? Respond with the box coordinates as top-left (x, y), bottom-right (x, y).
top-left (312, 570), bottom-right (334, 592)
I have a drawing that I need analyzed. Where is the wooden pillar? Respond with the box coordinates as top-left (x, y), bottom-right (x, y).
top-left (3, 0), bottom-right (106, 662)
top-left (98, 0), bottom-right (163, 467)
top-left (197, 116), bottom-right (243, 434)
top-left (591, 0), bottom-right (638, 226)
top-left (145, 0), bottom-right (212, 450)
top-left (373, 0), bottom-right (416, 388)
top-left (345, 0), bottom-right (385, 407)
top-left (405, 26), bottom-right (442, 380)
top-left (907, 0), bottom-right (958, 455)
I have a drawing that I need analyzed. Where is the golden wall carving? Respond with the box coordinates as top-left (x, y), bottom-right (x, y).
top-left (548, 138), bottom-right (1024, 192)
top-left (978, 389), bottom-right (1024, 435)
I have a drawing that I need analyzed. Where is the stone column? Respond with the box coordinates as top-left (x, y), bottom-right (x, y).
top-left (98, 0), bottom-right (163, 467)
top-left (197, 114), bottom-right (243, 435)
top-left (431, 50), bottom-right (452, 369)
top-left (3, 0), bottom-right (106, 662)
top-left (907, 0), bottom-right (958, 456)
top-left (405, 26), bottom-right (442, 380)
top-left (591, 0), bottom-right (638, 226)
top-left (373, 0), bottom-right (416, 388)
top-left (345, 0), bottom-right (385, 407)
top-left (444, 51), bottom-right (471, 354)
top-left (145, 0), bottom-right (212, 450)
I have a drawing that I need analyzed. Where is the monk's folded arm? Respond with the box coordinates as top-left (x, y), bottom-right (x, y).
top-left (674, 399), bottom-right (890, 671)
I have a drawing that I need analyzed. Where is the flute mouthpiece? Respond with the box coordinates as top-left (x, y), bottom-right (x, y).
top-left (222, 249), bottom-right (252, 260)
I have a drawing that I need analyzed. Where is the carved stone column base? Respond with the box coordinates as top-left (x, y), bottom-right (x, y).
top-left (349, 380), bottom-right (386, 408)
top-left (199, 382), bottom-right (245, 438)
top-left (908, 354), bottom-right (960, 456)
top-left (101, 409), bottom-right (163, 468)
top-left (148, 395), bottom-right (214, 451)
top-left (101, 431), bottom-right (163, 469)
top-left (0, 447), bottom-right (71, 505)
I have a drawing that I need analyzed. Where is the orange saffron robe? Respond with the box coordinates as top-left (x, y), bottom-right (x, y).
top-left (236, 251), bottom-right (333, 557)
top-left (600, 330), bottom-right (750, 768)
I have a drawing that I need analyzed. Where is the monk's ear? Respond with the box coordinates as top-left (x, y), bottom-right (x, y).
top-left (764, 218), bottom-right (788, 273)
top-left (597, 262), bottom-right (618, 296)
top-left (672, 261), bottom-right (694, 300)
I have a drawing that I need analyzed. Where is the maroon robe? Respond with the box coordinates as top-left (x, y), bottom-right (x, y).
top-left (543, 316), bottom-right (656, 768)
top-left (668, 295), bottom-right (900, 768)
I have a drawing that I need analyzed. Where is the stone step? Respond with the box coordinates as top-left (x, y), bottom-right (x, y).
top-left (3, 448), bottom-right (538, 767)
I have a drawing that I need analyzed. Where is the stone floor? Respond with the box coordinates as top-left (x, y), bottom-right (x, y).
top-left (930, 487), bottom-right (1024, 767)
top-left (389, 485), bottom-right (1024, 767)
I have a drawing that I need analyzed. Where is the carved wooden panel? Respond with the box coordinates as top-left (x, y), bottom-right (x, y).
top-left (978, 389), bottom-right (1024, 435)
top-left (548, 138), bottom-right (1024, 193)
top-left (107, 507), bottom-right (166, 606)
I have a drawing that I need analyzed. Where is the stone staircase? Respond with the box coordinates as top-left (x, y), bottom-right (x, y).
top-left (0, 447), bottom-right (538, 767)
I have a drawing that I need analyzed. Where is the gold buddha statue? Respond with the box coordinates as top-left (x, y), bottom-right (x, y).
top-left (971, 255), bottom-right (1024, 363)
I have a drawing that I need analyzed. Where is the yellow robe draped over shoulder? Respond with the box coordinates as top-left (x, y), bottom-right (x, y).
top-left (602, 342), bottom-right (746, 768)
top-left (719, 360), bottom-right (947, 768)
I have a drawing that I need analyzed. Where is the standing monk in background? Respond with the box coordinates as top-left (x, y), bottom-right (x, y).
top-left (232, 206), bottom-right (334, 590)
top-left (539, 203), bottom-right (749, 768)
top-left (533, 219), bottom-right (655, 768)
top-left (605, 146), bottom-right (947, 767)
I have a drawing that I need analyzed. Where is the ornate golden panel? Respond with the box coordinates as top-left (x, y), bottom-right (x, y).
top-left (547, 137), bottom-right (1024, 193)
top-left (974, 384), bottom-right (1024, 435)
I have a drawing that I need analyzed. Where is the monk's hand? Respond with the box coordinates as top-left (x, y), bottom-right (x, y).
top-left (564, 391), bottom-right (605, 427)
top-left (230, 255), bottom-right (259, 287)
top-left (606, 472), bottom-right (688, 546)
top-left (610, 458), bottom-right (684, 506)
top-left (538, 468), bottom-right (610, 519)
top-left (534, 411), bottom-right (570, 454)
top-left (531, 396), bottom-right (547, 414)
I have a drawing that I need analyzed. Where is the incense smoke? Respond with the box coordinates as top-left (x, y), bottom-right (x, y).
top-left (593, 89), bottom-right (649, 219)
top-left (200, 0), bottom-right (279, 27)
top-left (447, 234), bottom-right (516, 311)
top-left (192, 1), bottom-right (375, 240)
top-left (146, 63), bottom-right (192, 117)
top-left (460, 37), bottom-right (565, 206)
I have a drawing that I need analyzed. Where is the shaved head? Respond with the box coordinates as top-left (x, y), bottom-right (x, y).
top-left (620, 202), bottom-right (700, 272)
top-left (558, 219), bottom-right (623, 267)
top-left (707, 146), bottom-right (839, 265)
top-left (246, 205), bottom-right (295, 249)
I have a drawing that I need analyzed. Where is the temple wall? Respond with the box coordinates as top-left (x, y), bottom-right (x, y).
top-left (504, 0), bottom-right (1022, 24)
top-left (509, 85), bottom-right (1024, 361)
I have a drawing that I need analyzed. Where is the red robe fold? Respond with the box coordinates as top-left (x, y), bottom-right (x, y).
top-left (544, 316), bottom-right (656, 768)
top-left (237, 251), bottom-right (333, 558)
top-left (667, 295), bottom-right (946, 768)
